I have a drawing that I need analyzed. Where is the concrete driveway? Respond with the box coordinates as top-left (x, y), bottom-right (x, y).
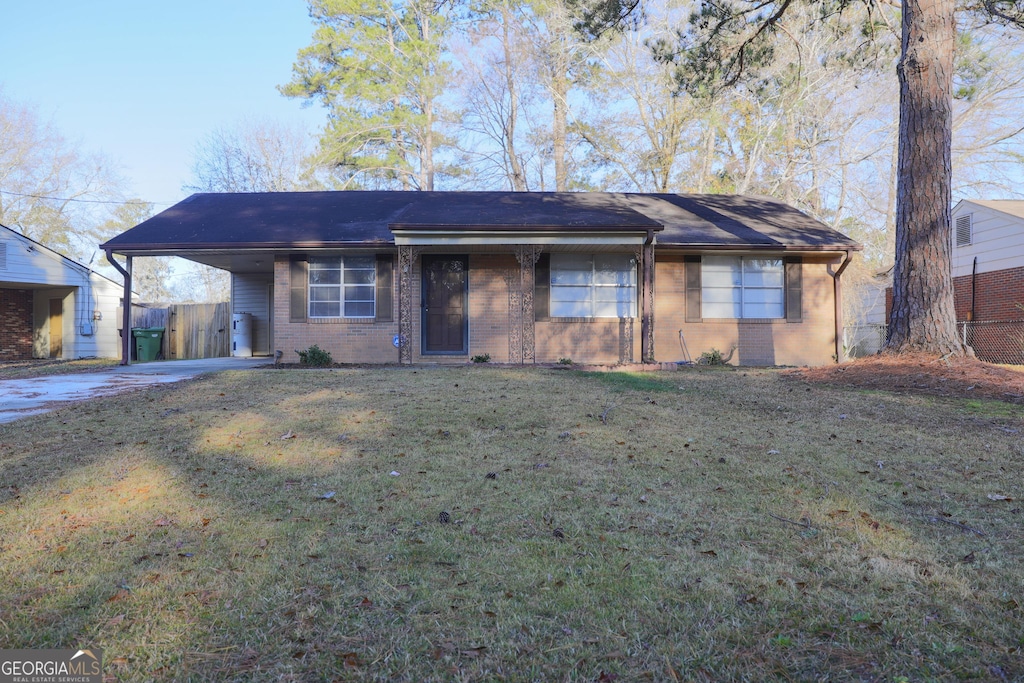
top-left (0, 357), bottom-right (269, 424)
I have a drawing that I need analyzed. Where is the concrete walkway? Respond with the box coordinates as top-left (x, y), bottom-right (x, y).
top-left (0, 357), bottom-right (269, 424)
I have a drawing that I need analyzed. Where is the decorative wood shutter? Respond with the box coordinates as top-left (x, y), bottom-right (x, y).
top-left (785, 256), bottom-right (802, 323)
top-left (289, 255), bottom-right (308, 323)
top-left (376, 254), bottom-right (394, 322)
top-left (534, 253), bottom-right (550, 320)
top-left (684, 256), bottom-right (701, 322)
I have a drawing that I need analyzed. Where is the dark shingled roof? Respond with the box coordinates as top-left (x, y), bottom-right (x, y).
top-left (101, 191), bottom-right (859, 252)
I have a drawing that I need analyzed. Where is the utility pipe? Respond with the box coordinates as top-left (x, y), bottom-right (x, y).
top-left (832, 250), bottom-right (853, 362)
top-left (969, 256), bottom-right (977, 322)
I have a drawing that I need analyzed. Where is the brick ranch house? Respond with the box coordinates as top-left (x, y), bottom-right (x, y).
top-left (101, 192), bottom-right (860, 367)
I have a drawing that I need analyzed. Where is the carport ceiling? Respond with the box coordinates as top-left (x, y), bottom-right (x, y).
top-left (126, 250), bottom-right (276, 274)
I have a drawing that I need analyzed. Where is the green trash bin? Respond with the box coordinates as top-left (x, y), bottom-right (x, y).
top-left (132, 327), bottom-right (165, 362)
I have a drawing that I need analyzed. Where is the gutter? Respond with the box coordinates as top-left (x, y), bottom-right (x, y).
top-left (105, 248), bottom-right (132, 366)
top-left (832, 250), bottom-right (853, 363)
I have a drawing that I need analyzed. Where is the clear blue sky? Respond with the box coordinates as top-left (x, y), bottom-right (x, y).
top-left (1, 0), bottom-right (324, 207)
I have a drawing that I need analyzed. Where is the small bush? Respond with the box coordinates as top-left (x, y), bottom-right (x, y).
top-left (557, 358), bottom-right (573, 365)
top-left (699, 348), bottom-right (725, 365)
top-left (296, 345), bottom-right (333, 367)
top-left (471, 354), bottom-right (491, 363)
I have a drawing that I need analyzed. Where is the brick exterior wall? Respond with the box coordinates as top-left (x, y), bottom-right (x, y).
top-left (466, 254), bottom-right (515, 363)
top-left (271, 252), bottom-right (840, 367)
top-left (273, 256), bottom-right (401, 364)
top-left (886, 266), bottom-right (1024, 322)
top-left (0, 288), bottom-right (34, 360)
top-left (953, 265), bottom-right (1024, 321)
top-left (654, 256), bottom-right (838, 367)
top-left (952, 265), bottom-right (1024, 363)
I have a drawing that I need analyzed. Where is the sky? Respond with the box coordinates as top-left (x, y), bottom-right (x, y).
top-left (1, 0), bottom-right (324, 208)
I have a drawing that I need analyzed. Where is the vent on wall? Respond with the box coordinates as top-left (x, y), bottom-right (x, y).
top-left (955, 214), bottom-right (973, 247)
top-left (0, 242), bottom-right (6, 269)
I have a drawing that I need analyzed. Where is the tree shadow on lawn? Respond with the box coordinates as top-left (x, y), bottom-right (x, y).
top-left (1, 367), bottom-right (1022, 681)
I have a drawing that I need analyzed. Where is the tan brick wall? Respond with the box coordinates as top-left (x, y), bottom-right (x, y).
top-left (536, 319), bottom-right (638, 364)
top-left (273, 256), bottom-right (400, 364)
top-left (466, 254), bottom-right (514, 363)
top-left (654, 256), bottom-right (838, 367)
top-left (271, 252), bottom-right (839, 367)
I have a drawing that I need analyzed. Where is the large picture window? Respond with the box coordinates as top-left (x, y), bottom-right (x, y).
top-left (702, 256), bottom-right (784, 319)
top-left (309, 256), bottom-right (376, 318)
top-left (550, 254), bottom-right (637, 318)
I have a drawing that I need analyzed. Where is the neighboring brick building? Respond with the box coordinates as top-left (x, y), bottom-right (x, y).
top-left (0, 288), bottom-right (33, 360)
top-left (102, 191), bottom-right (861, 367)
top-left (951, 200), bottom-right (1024, 363)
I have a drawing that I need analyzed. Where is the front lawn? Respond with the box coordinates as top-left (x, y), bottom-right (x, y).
top-left (1, 366), bottom-right (1021, 681)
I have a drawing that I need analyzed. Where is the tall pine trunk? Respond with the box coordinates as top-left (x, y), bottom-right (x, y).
top-left (887, 0), bottom-right (965, 355)
top-left (552, 71), bottom-right (568, 192)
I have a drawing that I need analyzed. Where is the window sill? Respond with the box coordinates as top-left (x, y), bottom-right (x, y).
top-left (695, 318), bottom-right (787, 324)
top-left (544, 317), bottom-right (637, 323)
top-left (307, 317), bottom-right (377, 324)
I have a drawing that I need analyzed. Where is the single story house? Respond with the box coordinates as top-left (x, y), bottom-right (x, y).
top-left (100, 192), bottom-right (860, 367)
top-left (1, 223), bottom-right (123, 360)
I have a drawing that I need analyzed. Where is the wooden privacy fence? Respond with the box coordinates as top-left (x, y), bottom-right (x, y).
top-left (130, 303), bottom-right (230, 360)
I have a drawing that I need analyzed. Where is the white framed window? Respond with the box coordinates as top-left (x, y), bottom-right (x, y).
top-left (309, 256), bottom-right (376, 318)
top-left (550, 254), bottom-right (637, 318)
top-left (702, 255), bottom-right (784, 319)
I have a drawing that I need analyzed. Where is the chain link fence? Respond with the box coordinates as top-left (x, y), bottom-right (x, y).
top-left (845, 324), bottom-right (887, 358)
top-left (959, 320), bottom-right (1024, 365)
top-left (846, 320), bottom-right (1024, 365)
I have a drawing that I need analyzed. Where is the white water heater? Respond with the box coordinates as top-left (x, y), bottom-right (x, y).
top-left (232, 313), bottom-right (253, 357)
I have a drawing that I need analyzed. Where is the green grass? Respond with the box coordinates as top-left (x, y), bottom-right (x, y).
top-left (1, 366), bottom-right (1021, 681)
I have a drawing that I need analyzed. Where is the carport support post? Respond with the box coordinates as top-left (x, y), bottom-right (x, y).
top-left (641, 235), bottom-right (655, 363)
top-left (105, 249), bottom-right (133, 366)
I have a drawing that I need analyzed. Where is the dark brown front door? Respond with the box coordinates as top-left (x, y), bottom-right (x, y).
top-left (49, 298), bottom-right (63, 358)
top-left (423, 256), bottom-right (468, 354)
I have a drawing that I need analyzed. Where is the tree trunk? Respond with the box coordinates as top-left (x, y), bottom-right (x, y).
top-left (552, 71), bottom-right (568, 191)
top-left (423, 95), bottom-right (435, 191)
top-left (502, 6), bottom-right (527, 192)
top-left (421, 11), bottom-right (435, 191)
top-left (887, 0), bottom-right (965, 356)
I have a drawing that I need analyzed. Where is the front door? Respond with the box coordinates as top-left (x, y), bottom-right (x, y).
top-left (48, 298), bottom-right (63, 359)
top-left (422, 256), bottom-right (468, 354)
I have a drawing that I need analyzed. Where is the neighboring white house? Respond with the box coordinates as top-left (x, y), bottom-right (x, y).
top-left (952, 200), bottom-right (1024, 279)
top-left (950, 199), bottom-right (1024, 321)
top-left (949, 200), bottom-right (1024, 363)
top-left (0, 224), bottom-right (123, 360)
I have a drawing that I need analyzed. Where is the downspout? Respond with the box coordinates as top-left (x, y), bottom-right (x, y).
top-left (969, 256), bottom-right (977, 321)
top-left (105, 249), bottom-right (132, 366)
top-left (641, 229), bottom-right (655, 363)
top-left (832, 250), bottom-right (852, 363)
